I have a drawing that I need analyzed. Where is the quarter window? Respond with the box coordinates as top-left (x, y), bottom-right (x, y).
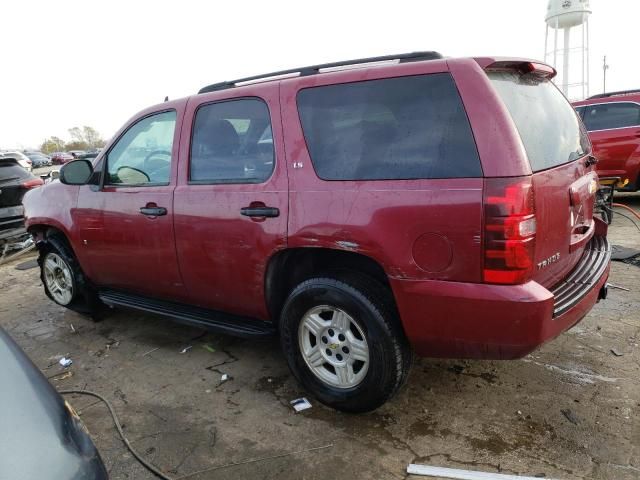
top-left (582, 102), bottom-right (640, 131)
top-left (296, 73), bottom-right (481, 181)
top-left (190, 98), bottom-right (274, 184)
top-left (106, 110), bottom-right (176, 185)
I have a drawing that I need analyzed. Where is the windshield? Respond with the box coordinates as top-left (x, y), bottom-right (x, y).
top-left (488, 71), bottom-right (591, 172)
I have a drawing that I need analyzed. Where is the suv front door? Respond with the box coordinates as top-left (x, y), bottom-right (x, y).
top-left (75, 104), bottom-right (187, 301)
top-left (173, 85), bottom-right (288, 320)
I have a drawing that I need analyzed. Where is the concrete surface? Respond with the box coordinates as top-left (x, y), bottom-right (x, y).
top-left (0, 196), bottom-right (639, 480)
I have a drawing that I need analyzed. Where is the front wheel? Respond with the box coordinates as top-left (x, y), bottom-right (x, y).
top-left (279, 273), bottom-right (411, 413)
top-left (39, 235), bottom-right (101, 316)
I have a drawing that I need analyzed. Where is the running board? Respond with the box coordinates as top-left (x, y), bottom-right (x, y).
top-left (98, 289), bottom-right (276, 339)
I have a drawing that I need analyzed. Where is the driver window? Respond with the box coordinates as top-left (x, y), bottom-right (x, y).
top-left (106, 110), bottom-right (176, 185)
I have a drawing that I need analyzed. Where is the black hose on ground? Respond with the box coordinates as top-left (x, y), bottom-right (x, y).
top-left (60, 389), bottom-right (334, 480)
top-left (59, 389), bottom-right (175, 480)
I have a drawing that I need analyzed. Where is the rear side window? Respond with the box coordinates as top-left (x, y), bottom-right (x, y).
top-left (488, 71), bottom-right (590, 172)
top-left (582, 102), bottom-right (640, 131)
top-left (296, 73), bottom-right (481, 181)
top-left (190, 98), bottom-right (274, 184)
top-left (0, 162), bottom-right (31, 182)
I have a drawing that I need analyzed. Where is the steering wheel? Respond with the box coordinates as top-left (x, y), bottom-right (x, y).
top-left (116, 166), bottom-right (150, 184)
top-left (143, 149), bottom-right (171, 173)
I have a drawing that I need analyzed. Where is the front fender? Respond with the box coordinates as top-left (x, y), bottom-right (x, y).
top-left (23, 181), bottom-right (79, 242)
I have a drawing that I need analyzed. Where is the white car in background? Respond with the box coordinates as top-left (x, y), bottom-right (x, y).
top-left (0, 151), bottom-right (32, 172)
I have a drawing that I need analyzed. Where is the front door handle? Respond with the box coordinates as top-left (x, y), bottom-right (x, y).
top-left (240, 206), bottom-right (280, 218)
top-left (140, 206), bottom-right (167, 216)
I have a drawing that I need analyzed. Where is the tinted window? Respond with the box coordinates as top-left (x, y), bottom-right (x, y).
top-left (574, 106), bottom-right (585, 118)
top-left (488, 71), bottom-right (590, 172)
top-left (0, 162), bottom-right (31, 182)
top-left (296, 74), bottom-right (481, 181)
top-left (190, 99), bottom-right (274, 183)
top-left (107, 110), bottom-right (176, 185)
top-left (582, 102), bottom-right (640, 131)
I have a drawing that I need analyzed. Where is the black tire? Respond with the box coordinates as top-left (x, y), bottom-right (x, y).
top-left (279, 272), bottom-right (412, 413)
top-left (38, 234), bottom-right (102, 317)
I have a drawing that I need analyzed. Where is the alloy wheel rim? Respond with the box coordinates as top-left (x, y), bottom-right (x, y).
top-left (43, 253), bottom-right (74, 305)
top-left (298, 305), bottom-right (369, 389)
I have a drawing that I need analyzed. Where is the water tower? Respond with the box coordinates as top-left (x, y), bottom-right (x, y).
top-left (545, 0), bottom-right (592, 100)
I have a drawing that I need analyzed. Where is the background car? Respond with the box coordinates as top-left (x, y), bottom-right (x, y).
top-left (76, 151), bottom-right (99, 161)
top-left (67, 150), bottom-right (86, 158)
top-left (50, 152), bottom-right (74, 165)
top-left (0, 157), bottom-right (42, 246)
top-left (0, 327), bottom-right (108, 479)
top-left (573, 89), bottom-right (640, 190)
top-left (24, 152), bottom-right (52, 168)
top-left (0, 151), bottom-right (32, 172)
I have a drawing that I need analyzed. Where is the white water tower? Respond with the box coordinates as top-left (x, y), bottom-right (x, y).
top-left (545, 0), bottom-right (592, 100)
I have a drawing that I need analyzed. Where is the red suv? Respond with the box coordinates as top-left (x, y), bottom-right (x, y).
top-left (573, 89), bottom-right (640, 190)
top-left (23, 52), bottom-right (611, 412)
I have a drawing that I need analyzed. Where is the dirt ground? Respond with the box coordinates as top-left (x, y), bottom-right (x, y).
top-left (1, 196), bottom-right (638, 480)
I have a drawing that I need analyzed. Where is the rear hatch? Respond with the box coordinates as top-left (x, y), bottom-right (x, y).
top-left (487, 66), bottom-right (596, 288)
top-left (0, 160), bottom-right (41, 229)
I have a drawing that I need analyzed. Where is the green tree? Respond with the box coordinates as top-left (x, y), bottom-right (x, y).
top-left (40, 136), bottom-right (66, 154)
top-left (68, 126), bottom-right (105, 150)
top-left (82, 126), bottom-right (104, 149)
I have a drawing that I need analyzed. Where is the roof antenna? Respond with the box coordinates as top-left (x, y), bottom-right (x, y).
top-left (164, 96), bottom-right (169, 102)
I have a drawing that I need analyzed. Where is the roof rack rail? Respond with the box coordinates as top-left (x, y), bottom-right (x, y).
top-left (198, 51), bottom-right (443, 94)
top-left (588, 88), bottom-right (640, 99)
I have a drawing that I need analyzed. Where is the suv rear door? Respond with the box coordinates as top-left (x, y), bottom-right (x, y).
top-left (484, 65), bottom-right (597, 288)
top-left (173, 84), bottom-right (288, 320)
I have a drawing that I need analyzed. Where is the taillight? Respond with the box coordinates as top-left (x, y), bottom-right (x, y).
top-left (483, 177), bottom-right (536, 284)
top-left (23, 178), bottom-right (44, 189)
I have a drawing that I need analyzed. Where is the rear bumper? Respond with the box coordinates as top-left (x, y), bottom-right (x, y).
top-left (391, 235), bottom-right (611, 360)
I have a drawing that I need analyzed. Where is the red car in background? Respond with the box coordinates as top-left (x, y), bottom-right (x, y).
top-left (50, 152), bottom-right (74, 165)
top-left (573, 89), bottom-right (640, 190)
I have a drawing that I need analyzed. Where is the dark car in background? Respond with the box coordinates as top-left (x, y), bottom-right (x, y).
top-left (68, 150), bottom-right (87, 159)
top-left (51, 152), bottom-right (75, 165)
top-left (0, 158), bottom-right (42, 243)
top-left (77, 151), bottom-right (100, 161)
top-left (25, 152), bottom-right (52, 168)
top-left (0, 327), bottom-right (107, 479)
top-left (573, 89), bottom-right (640, 190)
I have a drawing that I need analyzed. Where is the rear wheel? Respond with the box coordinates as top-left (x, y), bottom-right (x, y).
top-left (39, 235), bottom-right (101, 316)
top-left (279, 272), bottom-right (411, 413)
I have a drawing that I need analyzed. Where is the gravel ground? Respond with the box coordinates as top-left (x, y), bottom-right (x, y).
top-left (0, 195), bottom-right (638, 480)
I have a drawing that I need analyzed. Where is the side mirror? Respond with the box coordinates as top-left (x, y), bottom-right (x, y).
top-left (59, 160), bottom-right (93, 185)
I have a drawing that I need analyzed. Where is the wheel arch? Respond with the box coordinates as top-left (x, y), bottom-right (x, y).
top-left (28, 224), bottom-right (76, 256)
top-left (265, 247), bottom-right (394, 322)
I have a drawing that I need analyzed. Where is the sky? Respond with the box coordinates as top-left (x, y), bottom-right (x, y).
top-left (1, 0), bottom-right (638, 149)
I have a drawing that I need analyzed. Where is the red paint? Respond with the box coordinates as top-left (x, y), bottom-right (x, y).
top-left (23, 56), bottom-right (609, 360)
top-left (573, 93), bottom-right (640, 190)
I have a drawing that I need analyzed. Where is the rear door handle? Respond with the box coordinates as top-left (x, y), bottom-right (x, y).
top-left (240, 206), bottom-right (280, 218)
top-left (140, 206), bottom-right (167, 216)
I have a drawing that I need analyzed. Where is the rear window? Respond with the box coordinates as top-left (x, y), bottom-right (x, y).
top-left (297, 73), bottom-right (482, 181)
top-left (488, 71), bottom-right (590, 172)
top-left (582, 102), bottom-right (640, 131)
top-left (0, 162), bottom-right (31, 183)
